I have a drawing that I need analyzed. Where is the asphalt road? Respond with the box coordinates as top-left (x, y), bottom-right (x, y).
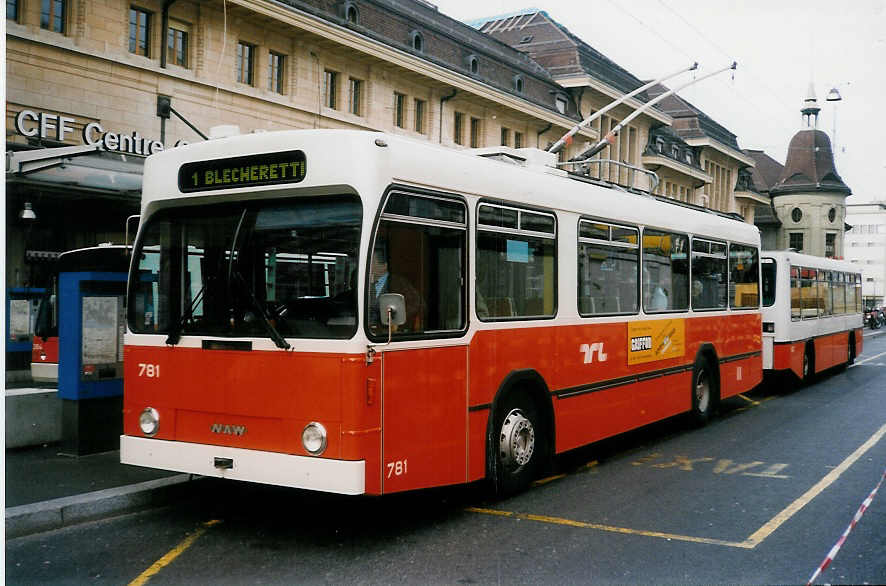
top-left (7, 333), bottom-right (886, 585)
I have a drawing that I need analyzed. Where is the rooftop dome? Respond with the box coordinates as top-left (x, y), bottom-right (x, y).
top-left (770, 128), bottom-right (851, 196)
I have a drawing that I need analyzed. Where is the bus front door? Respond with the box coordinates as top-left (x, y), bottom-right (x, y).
top-left (382, 345), bottom-right (468, 493)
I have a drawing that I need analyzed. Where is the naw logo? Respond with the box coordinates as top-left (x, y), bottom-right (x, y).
top-left (210, 423), bottom-right (247, 436)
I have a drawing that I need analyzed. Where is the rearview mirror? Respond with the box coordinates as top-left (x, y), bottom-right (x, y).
top-left (379, 293), bottom-right (406, 327)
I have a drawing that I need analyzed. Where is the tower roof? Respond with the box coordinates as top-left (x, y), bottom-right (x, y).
top-left (769, 129), bottom-right (851, 196)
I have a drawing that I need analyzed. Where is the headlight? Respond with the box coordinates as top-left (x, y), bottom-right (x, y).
top-left (139, 407), bottom-right (160, 436)
top-left (301, 422), bottom-right (327, 455)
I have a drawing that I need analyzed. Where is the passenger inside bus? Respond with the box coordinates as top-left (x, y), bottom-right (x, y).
top-left (368, 241), bottom-right (422, 332)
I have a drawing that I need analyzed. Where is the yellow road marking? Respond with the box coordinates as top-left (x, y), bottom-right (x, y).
top-left (129, 520), bottom-right (222, 586)
top-left (466, 507), bottom-right (751, 548)
top-left (737, 393), bottom-right (759, 405)
top-left (469, 422), bottom-right (886, 549)
top-left (532, 473), bottom-right (567, 487)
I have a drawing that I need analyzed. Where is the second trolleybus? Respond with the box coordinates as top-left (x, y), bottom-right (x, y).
top-left (121, 129), bottom-right (763, 495)
top-left (761, 250), bottom-right (863, 384)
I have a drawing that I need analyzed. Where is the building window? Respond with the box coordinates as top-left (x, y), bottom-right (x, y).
top-left (236, 42), bottom-right (255, 85)
top-left (42, 0), bottom-right (66, 33)
top-left (393, 92), bottom-right (406, 128)
top-left (268, 51), bottom-right (285, 94)
top-left (791, 207), bottom-right (803, 223)
top-left (468, 55), bottom-right (479, 75)
top-left (8, 0), bottom-right (18, 21)
top-left (129, 7), bottom-right (150, 54)
top-left (500, 127), bottom-right (510, 147)
top-left (513, 75), bottom-right (524, 93)
top-left (414, 99), bottom-right (426, 134)
top-left (345, 3), bottom-right (358, 24)
top-left (825, 233), bottom-right (836, 258)
top-left (789, 232), bottom-right (804, 252)
top-left (470, 117), bottom-right (481, 148)
top-left (410, 30), bottom-right (423, 52)
top-left (514, 131), bottom-right (523, 149)
top-left (348, 78), bottom-right (363, 116)
top-left (828, 207), bottom-right (837, 223)
top-left (167, 21), bottom-right (189, 67)
top-left (454, 112), bottom-right (464, 146)
top-left (555, 95), bottom-right (567, 114)
top-left (324, 69), bottom-right (338, 108)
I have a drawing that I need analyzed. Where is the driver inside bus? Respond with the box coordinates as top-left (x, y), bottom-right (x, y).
top-left (368, 241), bottom-right (422, 333)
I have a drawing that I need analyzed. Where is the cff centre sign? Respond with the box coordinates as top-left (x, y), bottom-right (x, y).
top-left (13, 109), bottom-right (184, 156)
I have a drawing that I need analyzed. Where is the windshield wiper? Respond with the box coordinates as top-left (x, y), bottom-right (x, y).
top-left (225, 208), bottom-right (290, 350)
top-left (230, 271), bottom-right (291, 350)
top-left (165, 285), bottom-right (205, 346)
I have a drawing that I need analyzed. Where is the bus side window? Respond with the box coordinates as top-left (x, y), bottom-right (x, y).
top-left (477, 204), bottom-right (557, 320)
top-left (643, 229), bottom-right (688, 312)
top-left (577, 220), bottom-right (638, 316)
top-left (691, 239), bottom-right (728, 310)
top-left (728, 244), bottom-right (759, 308)
top-left (368, 192), bottom-right (467, 338)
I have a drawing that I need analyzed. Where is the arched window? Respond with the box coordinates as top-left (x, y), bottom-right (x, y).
top-left (411, 30), bottom-right (424, 53)
top-left (513, 75), bottom-right (524, 93)
top-left (467, 55), bottom-right (479, 75)
top-left (342, 2), bottom-right (359, 25)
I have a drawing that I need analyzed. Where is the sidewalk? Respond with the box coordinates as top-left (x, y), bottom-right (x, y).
top-left (5, 443), bottom-right (194, 538)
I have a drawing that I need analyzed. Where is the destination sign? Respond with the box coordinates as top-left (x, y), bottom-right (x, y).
top-left (178, 150), bottom-right (306, 192)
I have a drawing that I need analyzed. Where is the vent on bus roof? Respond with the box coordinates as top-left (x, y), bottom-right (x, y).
top-left (471, 146), bottom-right (566, 176)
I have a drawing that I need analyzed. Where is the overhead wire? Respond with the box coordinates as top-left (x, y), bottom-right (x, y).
top-left (604, 0), bottom-right (799, 142)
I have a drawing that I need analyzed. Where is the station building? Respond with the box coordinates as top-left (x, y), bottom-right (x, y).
top-left (6, 0), bottom-right (760, 376)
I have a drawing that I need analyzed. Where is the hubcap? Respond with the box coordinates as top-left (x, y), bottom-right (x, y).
top-left (803, 353), bottom-right (810, 378)
top-left (499, 408), bottom-right (535, 469)
top-left (695, 370), bottom-right (710, 413)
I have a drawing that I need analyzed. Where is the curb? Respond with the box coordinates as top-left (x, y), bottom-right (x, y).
top-left (5, 474), bottom-right (196, 539)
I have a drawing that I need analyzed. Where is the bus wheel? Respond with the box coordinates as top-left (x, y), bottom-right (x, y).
top-left (492, 391), bottom-right (543, 496)
top-left (690, 357), bottom-right (715, 426)
top-left (802, 343), bottom-right (815, 384)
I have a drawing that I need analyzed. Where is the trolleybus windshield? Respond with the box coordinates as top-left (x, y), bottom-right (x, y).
top-left (128, 195), bottom-right (362, 340)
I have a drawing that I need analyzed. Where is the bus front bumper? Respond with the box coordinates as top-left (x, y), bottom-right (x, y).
top-left (120, 435), bottom-right (365, 495)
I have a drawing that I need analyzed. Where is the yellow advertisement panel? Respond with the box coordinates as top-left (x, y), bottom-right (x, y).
top-left (628, 319), bottom-right (686, 365)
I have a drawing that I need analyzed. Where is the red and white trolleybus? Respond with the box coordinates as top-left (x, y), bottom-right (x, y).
top-left (121, 128), bottom-right (763, 495)
top-left (761, 250), bottom-right (863, 384)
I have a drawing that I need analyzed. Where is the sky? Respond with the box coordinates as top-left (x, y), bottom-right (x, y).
top-left (433, 0), bottom-right (886, 203)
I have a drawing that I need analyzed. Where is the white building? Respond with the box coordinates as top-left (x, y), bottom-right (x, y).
top-left (845, 202), bottom-right (886, 307)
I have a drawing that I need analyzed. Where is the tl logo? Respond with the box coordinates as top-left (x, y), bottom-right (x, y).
top-left (580, 342), bottom-right (607, 364)
top-left (210, 423), bottom-right (247, 436)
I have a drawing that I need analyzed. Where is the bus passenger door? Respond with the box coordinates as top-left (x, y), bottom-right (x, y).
top-left (382, 346), bottom-right (468, 493)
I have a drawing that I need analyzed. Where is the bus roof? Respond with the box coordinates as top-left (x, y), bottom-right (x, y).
top-left (58, 244), bottom-right (131, 273)
top-left (762, 250), bottom-right (857, 273)
top-left (143, 129), bottom-right (760, 246)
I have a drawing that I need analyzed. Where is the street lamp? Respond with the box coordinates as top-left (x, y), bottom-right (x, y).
top-left (826, 86), bottom-right (844, 156)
